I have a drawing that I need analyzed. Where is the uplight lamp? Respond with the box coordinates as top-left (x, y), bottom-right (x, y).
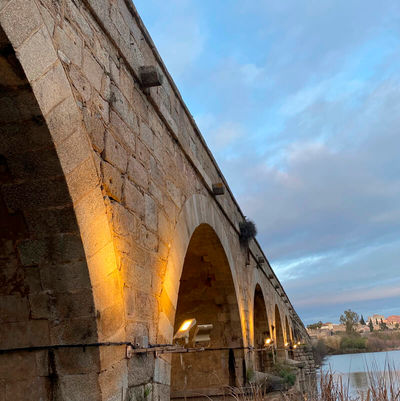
top-left (173, 318), bottom-right (196, 340)
top-left (264, 338), bottom-right (272, 346)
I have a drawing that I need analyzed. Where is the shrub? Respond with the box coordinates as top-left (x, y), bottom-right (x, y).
top-left (340, 336), bottom-right (367, 350)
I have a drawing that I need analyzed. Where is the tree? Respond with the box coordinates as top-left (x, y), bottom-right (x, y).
top-left (368, 320), bottom-right (374, 332)
top-left (360, 315), bottom-right (366, 325)
top-left (340, 309), bottom-right (359, 334)
top-left (379, 320), bottom-right (388, 331)
top-left (307, 321), bottom-right (323, 330)
top-left (395, 323), bottom-right (399, 330)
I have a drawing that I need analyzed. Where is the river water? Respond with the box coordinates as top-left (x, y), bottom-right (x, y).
top-left (322, 350), bottom-right (400, 395)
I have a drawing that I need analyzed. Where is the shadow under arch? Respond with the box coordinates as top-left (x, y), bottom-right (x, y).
top-left (253, 284), bottom-right (272, 372)
top-left (274, 304), bottom-right (285, 360)
top-left (170, 223), bottom-right (245, 399)
top-left (0, 26), bottom-right (104, 399)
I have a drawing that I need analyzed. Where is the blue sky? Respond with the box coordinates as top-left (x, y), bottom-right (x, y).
top-left (133, 0), bottom-right (400, 325)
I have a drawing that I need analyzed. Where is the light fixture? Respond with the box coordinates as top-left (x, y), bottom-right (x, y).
top-left (285, 342), bottom-right (289, 347)
top-left (264, 338), bottom-right (273, 346)
top-left (293, 344), bottom-right (297, 349)
top-left (212, 183), bottom-right (225, 195)
top-left (139, 66), bottom-right (163, 88)
top-left (173, 318), bottom-right (196, 343)
top-left (193, 324), bottom-right (213, 347)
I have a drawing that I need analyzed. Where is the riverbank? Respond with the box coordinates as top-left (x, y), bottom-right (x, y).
top-left (312, 331), bottom-right (400, 361)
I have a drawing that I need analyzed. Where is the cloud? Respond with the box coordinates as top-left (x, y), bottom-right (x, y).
top-left (134, 0), bottom-right (206, 79)
top-left (133, 0), bottom-right (400, 324)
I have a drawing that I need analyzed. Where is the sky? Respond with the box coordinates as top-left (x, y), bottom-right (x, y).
top-left (133, 0), bottom-right (400, 325)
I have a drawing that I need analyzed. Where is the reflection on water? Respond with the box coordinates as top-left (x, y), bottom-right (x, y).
top-left (322, 350), bottom-right (400, 395)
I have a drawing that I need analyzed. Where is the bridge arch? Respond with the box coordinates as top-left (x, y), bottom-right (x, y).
top-left (274, 304), bottom-right (285, 360)
top-left (252, 284), bottom-right (272, 372)
top-left (0, 4), bottom-right (121, 399)
top-left (171, 223), bottom-right (244, 398)
top-left (158, 194), bottom-right (245, 344)
top-left (158, 194), bottom-right (247, 398)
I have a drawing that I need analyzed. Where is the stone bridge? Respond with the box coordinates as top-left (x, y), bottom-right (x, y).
top-left (0, 0), bottom-right (314, 400)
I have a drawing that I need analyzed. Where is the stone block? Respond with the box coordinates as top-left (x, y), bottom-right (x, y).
top-left (69, 63), bottom-right (92, 102)
top-left (102, 160), bottom-right (124, 202)
top-left (83, 107), bottom-right (105, 152)
top-left (64, 157), bottom-right (101, 204)
top-left (57, 373), bottom-right (101, 401)
top-left (127, 353), bottom-right (155, 386)
top-left (127, 156), bottom-right (148, 189)
top-left (152, 383), bottom-right (170, 401)
top-left (52, 290), bottom-right (95, 320)
top-left (7, 147), bottom-right (62, 180)
top-left (124, 180), bottom-right (145, 218)
top-left (65, 0), bottom-right (93, 43)
top-left (0, 320), bottom-right (49, 348)
top-left (46, 96), bottom-right (81, 144)
top-left (145, 195), bottom-right (157, 231)
top-left (54, 347), bottom-right (100, 375)
top-left (40, 260), bottom-right (91, 292)
top-left (110, 109), bottom-right (136, 151)
top-left (17, 26), bottom-right (57, 82)
top-left (136, 139), bottom-right (150, 168)
top-left (57, 128), bottom-right (92, 175)
top-left (17, 234), bottom-right (85, 266)
top-left (0, 295), bottom-right (29, 323)
top-left (0, 0), bottom-right (42, 48)
top-left (154, 358), bottom-right (170, 385)
top-left (109, 201), bottom-right (139, 244)
top-left (103, 131), bottom-right (128, 173)
top-left (140, 121), bottom-right (154, 151)
top-left (93, 90), bottom-right (110, 123)
top-left (0, 352), bottom-right (37, 380)
top-left (50, 316), bottom-right (97, 344)
top-left (96, 302), bottom-right (125, 340)
top-left (98, 359), bottom-right (127, 401)
top-left (31, 61), bottom-right (71, 116)
top-left (72, 188), bottom-right (113, 258)
top-left (110, 83), bottom-right (136, 129)
top-left (83, 48), bottom-right (104, 92)
top-left (5, 377), bottom-right (48, 401)
top-left (139, 225), bottom-right (158, 251)
top-left (28, 292), bottom-right (50, 319)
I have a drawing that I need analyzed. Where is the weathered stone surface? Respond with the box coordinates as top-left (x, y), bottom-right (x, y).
top-left (0, 1), bottom-right (314, 401)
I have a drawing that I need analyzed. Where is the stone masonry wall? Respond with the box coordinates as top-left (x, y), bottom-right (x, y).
top-left (0, 0), bottom-right (314, 400)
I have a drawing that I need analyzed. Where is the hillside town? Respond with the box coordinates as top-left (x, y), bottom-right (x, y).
top-left (307, 314), bottom-right (400, 338)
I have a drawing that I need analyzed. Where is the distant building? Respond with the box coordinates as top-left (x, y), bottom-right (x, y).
top-left (367, 314), bottom-right (385, 324)
top-left (386, 315), bottom-right (400, 324)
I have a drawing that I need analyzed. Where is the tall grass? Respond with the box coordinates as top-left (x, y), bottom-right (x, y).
top-left (314, 363), bottom-right (400, 401)
top-left (232, 364), bottom-right (400, 401)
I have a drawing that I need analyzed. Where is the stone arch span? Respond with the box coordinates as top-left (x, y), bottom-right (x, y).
top-left (252, 284), bottom-right (272, 372)
top-left (0, 3), bottom-right (122, 399)
top-left (171, 223), bottom-right (245, 398)
top-left (157, 194), bottom-right (247, 398)
top-left (157, 194), bottom-right (245, 344)
top-left (274, 304), bottom-right (285, 360)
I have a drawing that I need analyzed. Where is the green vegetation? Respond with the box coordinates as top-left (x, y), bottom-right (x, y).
top-left (273, 363), bottom-right (296, 386)
top-left (307, 321), bottom-right (323, 330)
top-left (369, 319), bottom-right (374, 332)
top-left (339, 335), bottom-right (367, 351)
top-left (339, 309), bottom-right (359, 334)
